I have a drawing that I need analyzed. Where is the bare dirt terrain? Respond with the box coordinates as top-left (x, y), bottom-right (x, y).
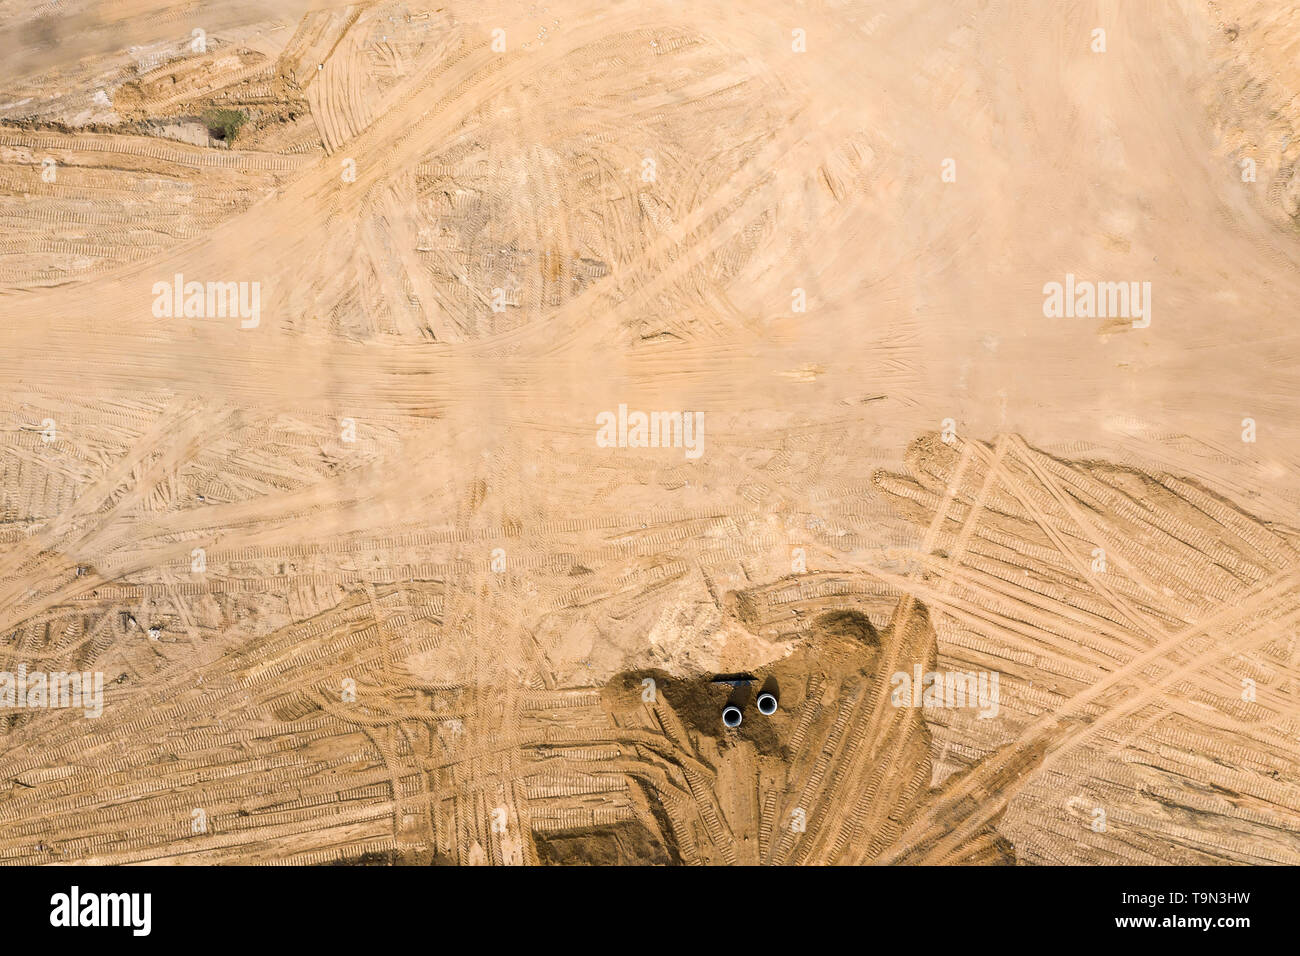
top-left (0, 0), bottom-right (1298, 865)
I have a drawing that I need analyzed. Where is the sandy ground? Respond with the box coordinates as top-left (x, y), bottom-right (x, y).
top-left (0, 0), bottom-right (1297, 865)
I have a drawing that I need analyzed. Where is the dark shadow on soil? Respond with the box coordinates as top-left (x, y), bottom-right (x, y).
top-left (612, 668), bottom-right (784, 757)
top-left (534, 818), bottom-right (673, 866)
